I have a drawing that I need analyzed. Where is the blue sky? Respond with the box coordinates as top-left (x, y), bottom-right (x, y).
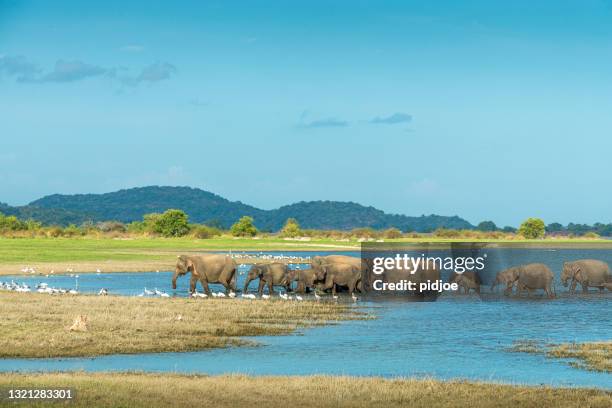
top-left (1, 0), bottom-right (612, 227)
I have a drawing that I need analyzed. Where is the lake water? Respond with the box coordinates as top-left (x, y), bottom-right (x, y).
top-left (1, 249), bottom-right (611, 389)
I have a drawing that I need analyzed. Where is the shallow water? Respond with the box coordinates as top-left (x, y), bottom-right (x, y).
top-left (1, 249), bottom-right (611, 388)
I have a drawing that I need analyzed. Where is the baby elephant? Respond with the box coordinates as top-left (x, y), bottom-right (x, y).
top-left (491, 264), bottom-right (555, 298)
top-left (449, 271), bottom-right (481, 294)
top-left (287, 268), bottom-right (320, 294)
top-left (243, 263), bottom-right (290, 296)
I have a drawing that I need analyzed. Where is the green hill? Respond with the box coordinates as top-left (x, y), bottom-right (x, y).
top-left (14, 186), bottom-right (473, 232)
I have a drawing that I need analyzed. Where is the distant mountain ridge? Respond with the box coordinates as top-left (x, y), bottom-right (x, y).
top-left (3, 186), bottom-right (474, 232)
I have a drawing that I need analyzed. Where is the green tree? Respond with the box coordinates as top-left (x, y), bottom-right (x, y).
top-left (0, 212), bottom-right (26, 231)
top-left (476, 221), bottom-right (497, 232)
top-left (280, 218), bottom-right (301, 237)
top-left (230, 216), bottom-right (258, 237)
top-left (151, 209), bottom-right (190, 237)
top-left (518, 218), bottom-right (545, 239)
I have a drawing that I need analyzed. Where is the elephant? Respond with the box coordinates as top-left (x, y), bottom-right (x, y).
top-left (243, 263), bottom-right (290, 295)
top-left (492, 264), bottom-right (554, 298)
top-left (449, 271), bottom-right (481, 294)
top-left (491, 267), bottom-right (520, 295)
top-left (515, 263), bottom-right (555, 298)
top-left (287, 268), bottom-right (320, 294)
top-left (173, 254), bottom-right (237, 295)
top-left (561, 259), bottom-right (611, 294)
top-left (313, 262), bottom-right (362, 296)
top-left (311, 255), bottom-right (366, 292)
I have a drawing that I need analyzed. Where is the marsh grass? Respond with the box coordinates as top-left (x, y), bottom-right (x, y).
top-left (0, 292), bottom-right (366, 358)
top-left (0, 373), bottom-right (610, 408)
top-left (508, 340), bottom-right (612, 373)
top-left (548, 342), bottom-right (612, 373)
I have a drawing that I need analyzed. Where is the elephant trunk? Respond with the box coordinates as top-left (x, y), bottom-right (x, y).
top-left (172, 268), bottom-right (184, 289)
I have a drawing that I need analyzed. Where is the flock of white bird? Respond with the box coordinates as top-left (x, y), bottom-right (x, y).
top-left (231, 252), bottom-right (311, 263)
top-left (0, 281), bottom-right (79, 295)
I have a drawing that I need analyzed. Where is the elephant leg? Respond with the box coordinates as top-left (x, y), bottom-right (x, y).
top-left (221, 281), bottom-right (231, 294)
top-left (243, 277), bottom-right (252, 294)
top-left (201, 279), bottom-right (211, 296)
top-left (569, 280), bottom-right (577, 294)
top-left (323, 275), bottom-right (334, 291)
top-left (189, 275), bottom-right (198, 293)
top-left (268, 279), bottom-right (275, 296)
top-left (582, 282), bottom-right (589, 293)
top-left (347, 280), bottom-right (356, 296)
top-left (257, 279), bottom-right (265, 296)
top-left (229, 270), bottom-right (237, 292)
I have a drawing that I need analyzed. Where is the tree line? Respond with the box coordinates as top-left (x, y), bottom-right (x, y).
top-left (0, 210), bottom-right (608, 240)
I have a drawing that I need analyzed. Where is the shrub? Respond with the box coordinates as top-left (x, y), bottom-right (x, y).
top-left (280, 218), bottom-right (302, 238)
top-left (62, 224), bottom-right (83, 237)
top-left (383, 228), bottom-right (402, 239)
top-left (230, 216), bottom-right (258, 237)
top-left (190, 225), bottom-right (222, 239)
top-left (518, 218), bottom-right (546, 239)
top-left (97, 221), bottom-right (126, 233)
top-left (149, 209), bottom-right (190, 237)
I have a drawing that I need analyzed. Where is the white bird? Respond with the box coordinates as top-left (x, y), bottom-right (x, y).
top-left (279, 292), bottom-right (288, 300)
top-left (96, 269), bottom-right (102, 274)
top-left (191, 292), bottom-right (208, 298)
top-left (68, 289), bottom-right (78, 295)
top-left (160, 292), bottom-right (170, 298)
top-left (98, 288), bottom-right (108, 296)
top-left (351, 293), bottom-right (358, 302)
top-left (154, 288), bottom-right (163, 296)
top-left (295, 295), bottom-right (303, 301)
top-left (313, 291), bottom-right (321, 301)
top-left (332, 295), bottom-right (339, 300)
top-left (228, 291), bottom-right (236, 298)
top-left (143, 288), bottom-right (154, 296)
top-left (211, 292), bottom-right (219, 298)
top-left (215, 292), bottom-right (226, 298)
top-left (242, 293), bottom-right (256, 299)
top-left (261, 294), bottom-right (270, 300)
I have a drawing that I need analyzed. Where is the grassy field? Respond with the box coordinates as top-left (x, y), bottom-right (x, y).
top-left (0, 292), bottom-right (365, 358)
top-left (0, 373), bottom-right (610, 408)
top-left (1, 236), bottom-right (611, 275)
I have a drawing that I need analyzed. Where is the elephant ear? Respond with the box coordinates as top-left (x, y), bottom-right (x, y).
top-left (573, 265), bottom-right (583, 281)
top-left (186, 258), bottom-right (198, 276)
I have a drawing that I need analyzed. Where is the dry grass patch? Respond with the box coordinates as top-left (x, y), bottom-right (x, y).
top-left (0, 292), bottom-right (365, 358)
top-left (548, 342), bottom-right (612, 373)
top-left (509, 340), bottom-right (612, 373)
top-left (0, 372), bottom-right (610, 408)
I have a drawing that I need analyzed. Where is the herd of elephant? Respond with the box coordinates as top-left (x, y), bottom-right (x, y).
top-left (172, 254), bottom-right (612, 299)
